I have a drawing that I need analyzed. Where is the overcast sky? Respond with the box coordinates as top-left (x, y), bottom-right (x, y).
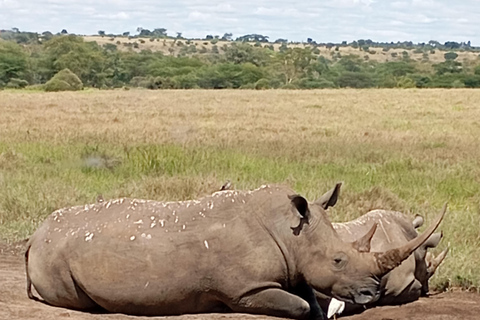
top-left (1, 0), bottom-right (479, 45)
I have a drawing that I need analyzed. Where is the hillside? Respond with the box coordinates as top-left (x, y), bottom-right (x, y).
top-left (84, 35), bottom-right (480, 64)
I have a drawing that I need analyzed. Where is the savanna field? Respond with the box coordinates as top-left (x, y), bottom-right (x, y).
top-left (0, 88), bottom-right (479, 291)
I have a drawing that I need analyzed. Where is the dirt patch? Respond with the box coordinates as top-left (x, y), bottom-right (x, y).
top-left (1, 241), bottom-right (479, 320)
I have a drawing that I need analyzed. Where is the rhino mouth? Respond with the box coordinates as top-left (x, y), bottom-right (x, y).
top-left (353, 288), bottom-right (380, 305)
top-left (334, 278), bottom-right (381, 305)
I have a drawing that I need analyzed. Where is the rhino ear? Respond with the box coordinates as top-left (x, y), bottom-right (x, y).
top-left (289, 195), bottom-right (310, 236)
top-left (412, 215), bottom-right (424, 229)
top-left (315, 182), bottom-right (342, 210)
top-left (352, 223), bottom-right (377, 253)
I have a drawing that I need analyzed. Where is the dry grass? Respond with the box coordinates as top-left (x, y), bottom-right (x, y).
top-left (1, 88), bottom-right (479, 290)
top-left (84, 35), bottom-right (480, 63)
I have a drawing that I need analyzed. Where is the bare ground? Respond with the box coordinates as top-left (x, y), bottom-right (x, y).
top-left (1, 241), bottom-right (479, 320)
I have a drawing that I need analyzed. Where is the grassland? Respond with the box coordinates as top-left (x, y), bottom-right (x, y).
top-left (84, 35), bottom-right (480, 64)
top-left (0, 88), bottom-right (479, 290)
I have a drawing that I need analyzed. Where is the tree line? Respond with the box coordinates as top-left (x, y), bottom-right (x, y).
top-left (1, 29), bottom-right (480, 90)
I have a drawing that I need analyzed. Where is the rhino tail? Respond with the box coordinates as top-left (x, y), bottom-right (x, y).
top-left (24, 242), bottom-right (39, 301)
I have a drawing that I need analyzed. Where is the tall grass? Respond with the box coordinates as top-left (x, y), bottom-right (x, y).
top-left (0, 89), bottom-right (479, 290)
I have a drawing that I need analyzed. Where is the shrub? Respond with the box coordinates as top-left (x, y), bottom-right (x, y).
top-left (452, 79), bottom-right (465, 88)
top-left (44, 79), bottom-right (74, 91)
top-left (298, 79), bottom-right (336, 89)
top-left (44, 68), bottom-right (83, 92)
top-left (239, 83), bottom-right (256, 89)
top-left (396, 76), bottom-right (416, 88)
top-left (255, 78), bottom-right (270, 90)
top-left (444, 52), bottom-right (458, 61)
top-left (5, 78), bottom-right (29, 89)
top-left (281, 83), bottom-right (299, 89)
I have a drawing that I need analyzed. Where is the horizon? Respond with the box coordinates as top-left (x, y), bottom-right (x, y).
top-left (1, 0), bottom-right (479, 46)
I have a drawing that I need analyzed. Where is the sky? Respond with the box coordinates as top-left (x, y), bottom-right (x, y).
top-left (1, 0), bottom-right (479, 45)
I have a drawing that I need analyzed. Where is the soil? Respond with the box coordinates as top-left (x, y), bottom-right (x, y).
top-left (1, 241), bottom-right (479, 320)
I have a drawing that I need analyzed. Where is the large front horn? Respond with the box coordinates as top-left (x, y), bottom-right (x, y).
top-left (374, 203), bottom-right (447, 274)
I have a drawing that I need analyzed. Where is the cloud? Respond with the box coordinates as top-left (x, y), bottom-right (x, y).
top-left (1, 0), bottom-right (479, 45)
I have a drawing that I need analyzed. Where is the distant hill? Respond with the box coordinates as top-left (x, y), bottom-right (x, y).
top-left (83, 35), bottom-right (480, 64)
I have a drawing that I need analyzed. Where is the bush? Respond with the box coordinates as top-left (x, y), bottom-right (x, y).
top-left (396, 76), bottom-right (416, 88)
top-left (255, 78), bottom-right (270, 90)
top-left (452, 79), bottom-right (465, 88)
top-left (239, 83), bottom-right (256, 89)
top-left (281, 83), bottom-right (299, 89)
top-left (298, 78), bottom-right (336, 89)
top-left (444, 52), bottom-right (458, 61)
top-left (5, 78), bottom-right (28, 89)
top-left (337, 72), bottom-right (375, 88)
top-left (44, 68), bottom-right (83, 92)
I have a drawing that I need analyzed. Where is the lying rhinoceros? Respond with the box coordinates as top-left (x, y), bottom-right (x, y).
top-left (315, 183), bottom-right (448, 316)
top-left (25, 185), bottom-right (445, 319)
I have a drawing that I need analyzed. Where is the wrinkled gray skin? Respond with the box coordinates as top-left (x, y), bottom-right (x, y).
top-left (315, 184), bottom-right (448, 315)
top-left (26, 185), bottom-right (444, 319)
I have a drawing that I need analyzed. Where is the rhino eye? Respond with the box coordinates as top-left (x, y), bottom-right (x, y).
top-left (332, 253), bottom-right (348, 270)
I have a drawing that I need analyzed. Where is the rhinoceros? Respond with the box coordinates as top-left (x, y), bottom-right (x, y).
top-left (25, 184), bottom-right (445, 319)
top-left (315, 183), bottom-right (448, 316)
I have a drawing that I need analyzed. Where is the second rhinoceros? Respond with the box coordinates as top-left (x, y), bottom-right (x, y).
top-left (316, 183), bottom-right (448, 316)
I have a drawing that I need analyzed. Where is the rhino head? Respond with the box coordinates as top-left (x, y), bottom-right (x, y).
top-left (284, 188), bottom-right (446, 306)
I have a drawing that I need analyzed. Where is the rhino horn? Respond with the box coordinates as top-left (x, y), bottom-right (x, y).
top-left (352, 222), bottom-right (377, 253)
top-left (412, 215), bottom-right (424, 229)
top-left (375, 203), bottom-right (446, 274)
top-left (427, 247), bottom-right (449, 278)
top-left (314, 182), bottom-right (342, 210)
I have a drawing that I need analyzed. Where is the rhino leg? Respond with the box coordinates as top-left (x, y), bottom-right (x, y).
top-left (291, 282), bottom-right (326, 320)
top-left (233, 288), bottom-right (312, 319)
top-left (24, 245), bottom-right (39, 301)
top-left (27, 244), bottom-right (99, 310)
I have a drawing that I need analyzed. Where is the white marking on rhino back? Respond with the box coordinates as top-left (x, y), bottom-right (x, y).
top-left (130, 235), bottom-right (136, 241)
top-left (204, 240), bottom-right (209, 249)
top-left (85, 232), bottom-right (94, 242)
top-left (133, 219), bottom-right (143, 224)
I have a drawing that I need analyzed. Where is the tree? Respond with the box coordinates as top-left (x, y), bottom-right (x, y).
top-left (41, 31), bottom-right (54, 41)
top-left (61, 29), bottom-right (68, 34)
top-left (274, 47), bottom-right (316, 84)
top-left (98, 30), bottom-right (106, 37)
top-left (123, 31), bottom-right (130, 37)
top-left (434, 60), bottom-right (462, 75)
top-left (152, 28), bottom-right (167, 37)
top-left (0, 41), bottom-right (28, 84)
top-left (337, 71), bottom-right (375, 88)
top-left (221, 33), bottom-right (233, 41)
top-left (41, 35), bottom-right (108, 86)
top-left (444, 52), bottom-right (458, 60)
